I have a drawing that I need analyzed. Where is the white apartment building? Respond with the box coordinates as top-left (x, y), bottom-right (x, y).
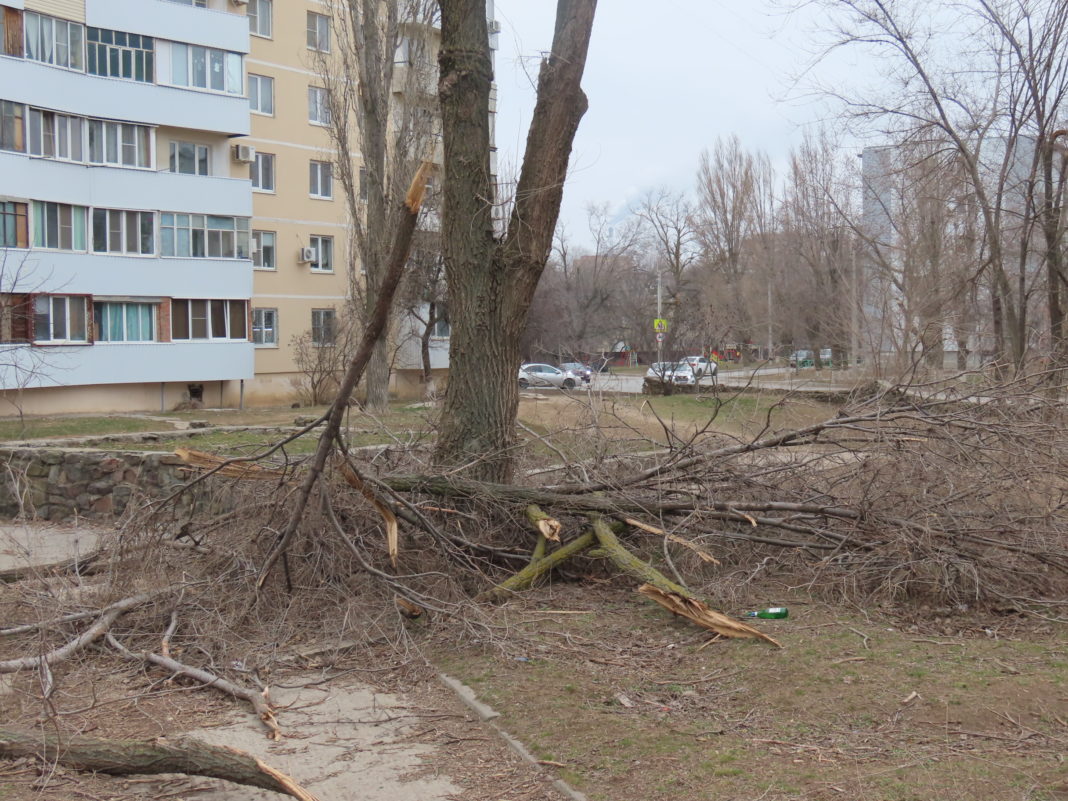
top-left (0, 0), bottom-right (254, 414)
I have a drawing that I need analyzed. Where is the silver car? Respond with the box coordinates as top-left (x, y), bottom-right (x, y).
top-left (519, 363), bottom-right (581, 390)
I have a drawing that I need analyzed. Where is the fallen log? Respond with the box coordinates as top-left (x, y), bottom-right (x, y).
top-left (0, 725), bottom-right (319, 800)
top-left (477, 530), bottom-right (596, 602)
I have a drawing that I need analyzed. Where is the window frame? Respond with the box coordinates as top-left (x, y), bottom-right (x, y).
top-left (91, 208), bottom-right (155, 256)
top-left (306, 12), bottom-right (330, 52)
top-left (93, 301), bottom-right (157, 343)
top-left (167, 41), bottom-right (242, 95)
top-left (86, 26), bottom-right (151, 82)
top-left (251, 230), bottom-right (276, 269)
top-left (248, 0), bottom-right (272, 38)
top-left (251, 151), bottom-right (275, 192)
top-left (25, 12), bottom-right (84, 72)
top-left (248, 73), bottom-right (274, 115)
top-left (307, 86), bottom-right (331, 126)
top-left (308, 235), bottom-right (333, 272)
top-left (171, 298), bottom-right (248, 341)
top-left (0, 101), bottom-right (26, 153)
top-left (309, 160), bottom-right (333, 199)
top-left (160, 213), bottom-right (250, 260)
top-left (252, 307), bottom-right (277, 346)
top-left (33, 294), bottom-right (88, 344)
top-left (311, 308), bottom-right (335, 347)
top-left (0, 201), bottom-right (29, 249)
top-left (168, 140), bottom-right (210, 176)
top-left (32, 201), bottom-right (87, 251)
top-left (87, 119), bottom-right (153, 169)
top-left (27, 108), bottom-right (84, 162)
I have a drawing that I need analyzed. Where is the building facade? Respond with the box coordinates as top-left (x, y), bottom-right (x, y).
top-left (0, 0), bottom-right (254, 414)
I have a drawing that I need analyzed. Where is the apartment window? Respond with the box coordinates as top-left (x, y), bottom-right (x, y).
top-left (33, 295), bottom-right (87, 342)
top-left (168, 42), bottom-right (242, 94)
top-left (88, 120), bottom-right (152, 168)
top-left (32, 201), bottom-right (86, 250)
top-left (252, 230), bottom-right (275, 269)
top-left (171, 298), bottom-right (247, 340)
top-left (251, 152), bottom-right (275, 192)
top-left (306, 12), bottom-right (329, 52)
top-left (0, 101), bottom-right (25, 153)
top-left (309, 235), bottom-right (333, 272)
top-left (91, 208), bottom-right (154, 255)
top-left (2, 7), bottom-right (25, 58)
top-left (167, 0), bottom-right (207, 6)
top-left (169, 141), bottom-right (209, 176)
top-left (248, 0), bottom-right (271, 38)
top-left (93, 301), bottom-right (155, 342)
top-left (25, 13), bottom-right (84, 71)
top-left (252, 308), bottom-right (277, 345)
top-left (309, 160), bottom-right (332, 199)
top-left (0, 294), bottom-right (31, 343)
top-left (0, 201), bottom-right (28, 248)
top-left (160, 213), bottom-right (250, 259)
top-left (308, 87), bottom-right (330, 125)
top-left (87, 27), bottom-right (152, 82)
top-left (27, 109), bottom-right (83, 161)
top-left (311, 308), bottom-right (335, 346)
top-left (248, 74), bottom-right (274, 115)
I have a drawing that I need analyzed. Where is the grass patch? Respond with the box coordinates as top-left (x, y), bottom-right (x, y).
top-left (0, 416), bottom-right (166, 442)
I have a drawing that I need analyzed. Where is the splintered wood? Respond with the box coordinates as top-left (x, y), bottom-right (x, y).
top-left (174, 448), bottom-right (286, 480)
top-left (638, 584), bottom-right (782, 648)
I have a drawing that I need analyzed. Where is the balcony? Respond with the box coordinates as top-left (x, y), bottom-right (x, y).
top-left (1, 57), bottom-right (249, 136)
top-left (0, 152), bottom-right (252, 218)
top-left (87, 0), bottom-right (249, 55)
top-left (2, 340), bottom-right (254, 391)
top-left (13, 251), bottom-right (252, 300)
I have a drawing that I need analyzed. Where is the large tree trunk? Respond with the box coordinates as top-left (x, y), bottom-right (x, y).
top-left (0, 726), bottom-right (319, 800)
top-left (434, 0), bottom-right (597, 483)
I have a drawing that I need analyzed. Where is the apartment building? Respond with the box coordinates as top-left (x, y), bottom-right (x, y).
top-left (0, 0), bottom-right (254, 414)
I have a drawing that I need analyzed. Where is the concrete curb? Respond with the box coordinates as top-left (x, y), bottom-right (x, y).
top-left (438, 673), bottom-right (588, 801)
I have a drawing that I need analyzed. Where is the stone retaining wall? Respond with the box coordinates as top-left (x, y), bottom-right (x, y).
top-left (0, 448), bottom-right (199, 521)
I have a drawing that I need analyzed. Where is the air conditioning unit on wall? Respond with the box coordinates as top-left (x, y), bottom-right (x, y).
top-left (232, 144), bottom-right (256, 163)
top-left (299, 247), bottom-right (316, 263)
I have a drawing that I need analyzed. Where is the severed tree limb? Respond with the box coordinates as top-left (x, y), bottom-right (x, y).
top-left (525, 504), bottom-right (561, 543)
top-left (256, 162), bottom-right (433, 591)
top-left (477, 531), bottom-right (596, 602)
top-left (587, 516), bottom-right (690, 597)
top-left (0, 589), bottom-right (176, 674)
top-left (105, 634), bottom-right (282, 740)
top-left (0, 548), bottom-right (105, 584)
top-left (0, 725), bottom-right (319, 800)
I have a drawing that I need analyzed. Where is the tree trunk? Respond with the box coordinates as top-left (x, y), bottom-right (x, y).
top-left (0, 726), bottom-right (319, 800)
top-left (434, 0), bottom-right (597, 483)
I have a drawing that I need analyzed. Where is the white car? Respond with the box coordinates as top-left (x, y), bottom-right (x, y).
top-left (682, 356), bottom-right (716, 378)
top-left (645, 362), bottom-right (697, 386)
top-left (518, 363), bottom-right (582, 390)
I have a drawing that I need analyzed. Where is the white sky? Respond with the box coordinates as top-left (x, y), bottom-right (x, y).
top-left (491, 1), bottom-right (859, 248)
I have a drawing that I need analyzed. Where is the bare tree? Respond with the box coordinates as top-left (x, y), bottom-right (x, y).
top-left (317, 0), bottom-right (441, 411)
top-left (433, 0), bottom-right (598, 482)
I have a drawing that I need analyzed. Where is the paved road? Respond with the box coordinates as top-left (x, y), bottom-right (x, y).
top-left (581, 366), bottom-right (858, 395)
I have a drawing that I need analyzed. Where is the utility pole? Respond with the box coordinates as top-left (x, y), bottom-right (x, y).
top-left (657, 267), bottom-right (663, 367)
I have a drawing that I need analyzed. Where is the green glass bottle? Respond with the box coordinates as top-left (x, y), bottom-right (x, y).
top-left (744, 607), bottom-right (788, 619)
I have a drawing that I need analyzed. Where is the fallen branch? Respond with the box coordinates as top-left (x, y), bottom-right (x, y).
top-left (0, 725), bottom-right (318, 800)
top-left (637, 584), bottom-right (782, 648)
top-left (0, 590), bottom-right (175, 674)
top-left (105, 634), bottom-right (282, 740)
top-left (0, 548), bottom-right (105, 584)
top-left (477, 531), bottom-right (596, 602)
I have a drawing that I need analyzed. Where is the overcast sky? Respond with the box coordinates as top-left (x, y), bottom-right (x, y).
top-left (491, 1), bottom-right (858, 248)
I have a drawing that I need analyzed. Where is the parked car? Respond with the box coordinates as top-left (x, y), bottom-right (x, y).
top-left (819, 348), bottom-right (833, 365)
top-left (559, 362), bottom-right (592, 383)
top-left (645, 362), bottom-right (697, 386)
top-left (681, 356), bottom-right (717, 378)
top-left (518, 363), bottom-right (582, 390)
top-left (788, 349), bottom-right (814, 367)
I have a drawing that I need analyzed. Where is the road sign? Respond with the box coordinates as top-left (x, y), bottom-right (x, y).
top-left (653, 318), bottom-right (668, 332)
top-left (655, 332), bottom-right (665, 343)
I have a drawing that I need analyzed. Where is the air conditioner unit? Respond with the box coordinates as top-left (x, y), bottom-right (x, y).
top-left (299, 247), bottom-right (316, 263)
top-left (232, 144), bottom-right (256, 163)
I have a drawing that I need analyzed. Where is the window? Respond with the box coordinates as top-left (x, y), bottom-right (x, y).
top-left (0, 294), bottom-right (32, 343)
top-left (308, 86), bottom-right (330, 125)
top-left (167, 0), bottom-right (207, 6)
top-left (311, 308), bottom-right (335, 346)
top-left (171, 298), bottom-right (247, 340)
top-left (252, 230), bottom-right (275, 269)
top-left (0, 201), bottom-right (28, 248)
top-left (25, 13), bottom-right (84, 71)
top-left (251, 152), bottom-right (275, 191)
top-left (309, 235), bottom-right (333, 272)
top-left (93, 302), bottom-right (155, 342)
top-left (252, 308), bottom-right (277, 345)
top-left (169, 141), bottom-right (209, 175)
top-left (168, 42), bottom-right (242, 94)
top-left (88, 120), bottom-right (152, 168)
top-left (306, 12), bottom-right (329, 52)
top-left (32, 201), bottom-right (86, 250)
top-left (91, 209), bottom-right (154, 255)
top-left (2, 7), bottom-right (25, 58)
top-left (309, 160), bottom-right (332, 199)
top-left (431, 305), bottom-right (450, 338)
top-left (0, 101), bottom-right (24, 153)
top-left (248, 74), bottom-right (274, 115)
top-left (33, 295), bottom-right (87, 342)
top-left (160, 213), bottom-right (250, 259)
top-left (86, 27), bottom-right (152, 82)
top-left (27, 109), bottom-right (83, 161)
top-left (248, 0), bottom-right (271, 38)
